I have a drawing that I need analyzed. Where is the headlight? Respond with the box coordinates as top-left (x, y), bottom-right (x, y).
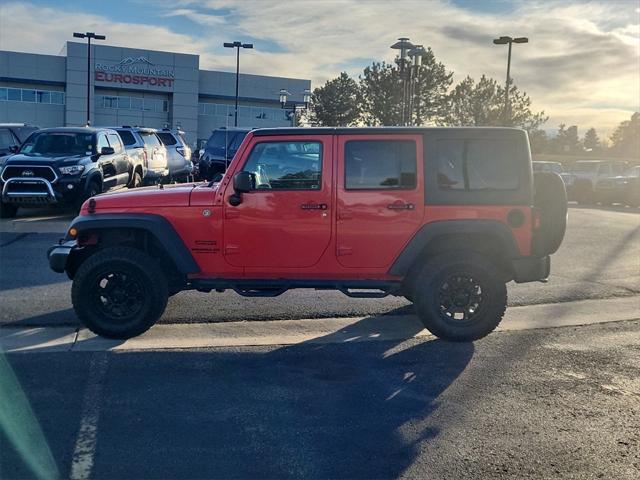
top-left (59, 165), bottom-right (85, 175)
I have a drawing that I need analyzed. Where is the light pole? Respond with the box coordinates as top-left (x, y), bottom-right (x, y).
top-left (73, 32), bottom-right (106, 126)
top-left (279, 89), bottom-right (311, 126)
top-left (408, 45), bottom-right (426, 126)
top-left (493, 35), bottom-right (528, 126)
top-left (223, 41), bottom-right (253, 127)
top-left (390, 37), bottom-right (414, 126)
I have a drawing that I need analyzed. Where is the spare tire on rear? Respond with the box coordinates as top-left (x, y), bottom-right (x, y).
top-left (533, 172), bottom-right (567, 256)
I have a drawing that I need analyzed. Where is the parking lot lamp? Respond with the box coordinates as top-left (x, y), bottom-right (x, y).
top-left (390, 38), bottom-right (415, 125)
top-left (279, 89), bottom-right (311, 127)
top-left (407, 45), bottom-right (426, 125)
top-left (223, 41), bottom-right (254, 127)
top-left (493, 36), bottom-right (528, 126)
top-left (73, 32), bottom-right (106, 126)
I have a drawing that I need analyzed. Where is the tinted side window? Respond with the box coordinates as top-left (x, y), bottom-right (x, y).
top-left (97, 134), bottom-right (109, 151)
top-left (436, 138), bottom-right (519, 191)
top-left (157, 132), bottom-right (177, 146)
top-left (345, 140), bottom-right (416, 190)
top-left (230, 132), bottom-right (247, 151)
top-left (117, 130), bottom-right (137, 146)
top-left (107, 133), bottom-right (123, 153)
top-left (242, 141), bottom-right (322, 190)
top-left (0, 129), bottom-right (16, 149)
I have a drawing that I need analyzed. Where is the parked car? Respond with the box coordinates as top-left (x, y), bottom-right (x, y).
top-left (594, 165), bottom-right (640, 207)
top-left (567, 160), bottom-right (628, 204)
top-left (0, 123), bottom-right (39, 158)
top-left (1, 127), bottom-right (132, 217)
top-left (623, 166), bottom-right (640, 207)
top-left (156, 128), bottom-right (193, 182)
top-left (48, 127), bottom-right (567, 342)
top-left (533, 161), bottom-right (563, 174)
top-left (197, 127), bottom-right (251, 180)
top-left (113, 126), bottom-right (169, 186)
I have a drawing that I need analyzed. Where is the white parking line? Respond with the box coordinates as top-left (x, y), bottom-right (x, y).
top-left (69, 354), bottom-right (109, 480)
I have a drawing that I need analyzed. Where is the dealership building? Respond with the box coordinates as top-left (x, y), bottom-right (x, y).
top-left (0, 42), bottom-right (311, 147)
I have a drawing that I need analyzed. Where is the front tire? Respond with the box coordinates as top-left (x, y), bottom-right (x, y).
top-left (413, 253), bottom-right (507, 342)
top-left (72, 246), bottom-right (168, 339)
top-left (75, 180), bottom-right (101, 212)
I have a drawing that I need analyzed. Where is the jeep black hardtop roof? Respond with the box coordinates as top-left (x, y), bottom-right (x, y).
top-left (252, 126), bottom-right (525, 136)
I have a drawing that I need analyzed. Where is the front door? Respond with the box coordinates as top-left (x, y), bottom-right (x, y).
top-left (97, 133), bottom-right (117, 189)
top-left (336, 134), bottom-right (424, 269)
top-left (223, 135), bottom-right (333, 269)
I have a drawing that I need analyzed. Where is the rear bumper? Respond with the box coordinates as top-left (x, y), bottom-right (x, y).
top-left (512, 256), bottom-right (550, 283)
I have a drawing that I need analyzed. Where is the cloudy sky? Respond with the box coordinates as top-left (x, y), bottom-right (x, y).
top-left (0, 0), bottom-right (638, 137)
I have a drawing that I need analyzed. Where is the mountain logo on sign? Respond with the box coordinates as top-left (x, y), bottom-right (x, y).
top-left (116, 56), bottom-right (154, 66)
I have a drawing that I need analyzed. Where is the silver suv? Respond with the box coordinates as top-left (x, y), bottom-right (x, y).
top-left (113, 127), bottom-right (169, 186)
top-left (156, 129), bottom-right (193, 182)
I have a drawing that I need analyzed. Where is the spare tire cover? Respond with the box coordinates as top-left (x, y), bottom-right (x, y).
top-left (533, 172), bottom-right (568, 255)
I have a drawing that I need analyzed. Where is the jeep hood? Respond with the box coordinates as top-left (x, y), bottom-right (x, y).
top-left (91, 182), bottom-right (217, 209)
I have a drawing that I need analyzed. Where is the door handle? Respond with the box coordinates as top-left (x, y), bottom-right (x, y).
top-left (387, 203), bottom-right (415, 210)
top-left (300, 203), bottom-right (328, 210)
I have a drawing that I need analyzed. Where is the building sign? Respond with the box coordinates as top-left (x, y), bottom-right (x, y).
top-left (95, 57), bottom-right (175, 88)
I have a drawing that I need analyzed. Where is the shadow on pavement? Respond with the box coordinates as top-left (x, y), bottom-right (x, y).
top-left (2, 315), bottom-right (473, 479)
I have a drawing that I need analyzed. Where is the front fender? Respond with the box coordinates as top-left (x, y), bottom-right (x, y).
top-left (64, 213), bottom-right (199, 275)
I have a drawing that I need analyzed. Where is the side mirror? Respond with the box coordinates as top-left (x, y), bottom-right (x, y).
top-left (233, 171), bottom-right (254, 193)
top-left (229, 171), bottom-right (254, 206)
top-left (100, 146), bottom-right (115, 155)
top-left (9, 145), bottom-right (19, 153)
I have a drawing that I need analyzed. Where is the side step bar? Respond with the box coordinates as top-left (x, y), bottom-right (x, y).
top-left (190, 279), bottom-right (402, 298)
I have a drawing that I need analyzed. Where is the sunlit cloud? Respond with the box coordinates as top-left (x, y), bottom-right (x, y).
top-left (0, 0), bottom-right (638, 137)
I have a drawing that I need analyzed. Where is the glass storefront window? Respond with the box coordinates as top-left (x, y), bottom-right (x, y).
top-left (7, 89), bottom-right (21, 101)
top-left (36, 91), bottom-right (50, 103)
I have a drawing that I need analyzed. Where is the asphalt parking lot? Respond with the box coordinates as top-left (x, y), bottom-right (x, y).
top-left (1, 204), bottom-right (638, 327)
top-left (2, 320), bottom-right (639, 479)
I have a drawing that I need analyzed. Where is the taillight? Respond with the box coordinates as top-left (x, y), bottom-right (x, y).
top-left (142, 148), bottom-right (148, 166)
top-left (176, 146), bottom-right (186, 157)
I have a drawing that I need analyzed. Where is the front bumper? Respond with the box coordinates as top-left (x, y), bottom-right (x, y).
top-left (47, 240), bottom-right (77, 273)
top-left (512, 256), bottom-right (550, 283)
top-left (1, 176), bottom-right (84, 205)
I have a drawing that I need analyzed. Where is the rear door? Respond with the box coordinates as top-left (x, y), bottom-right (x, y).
top-left (336, 134), bottom-right (424, 268)
top-left (223, 135), bottom-right (332, 269)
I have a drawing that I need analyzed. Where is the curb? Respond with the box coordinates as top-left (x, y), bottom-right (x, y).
top-left (1, 296), bottom-right (639, 353)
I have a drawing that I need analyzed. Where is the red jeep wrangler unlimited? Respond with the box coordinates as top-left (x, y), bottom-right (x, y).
top-left (48, 127), bottom-right (567, 341)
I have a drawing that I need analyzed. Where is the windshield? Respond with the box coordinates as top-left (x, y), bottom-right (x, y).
top-left (19, 132), bottom-right (94, 157)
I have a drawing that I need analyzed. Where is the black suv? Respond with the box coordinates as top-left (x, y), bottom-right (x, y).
top-left (197, 127), bottom-right (251, 180)
top-left (0, 123), bottom-right (39, 158)
top-left (0, 127), bottom-right (132, 217)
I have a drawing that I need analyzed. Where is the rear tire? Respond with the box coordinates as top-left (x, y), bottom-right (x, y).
top-left (129, 170), bottom-right (143, 188)
top-left (413, 252), bottom-right (507, 342)
top-left (72, 246), bottom-right (168, 339)
top-left (0, 202), bottom-right (18, 218)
